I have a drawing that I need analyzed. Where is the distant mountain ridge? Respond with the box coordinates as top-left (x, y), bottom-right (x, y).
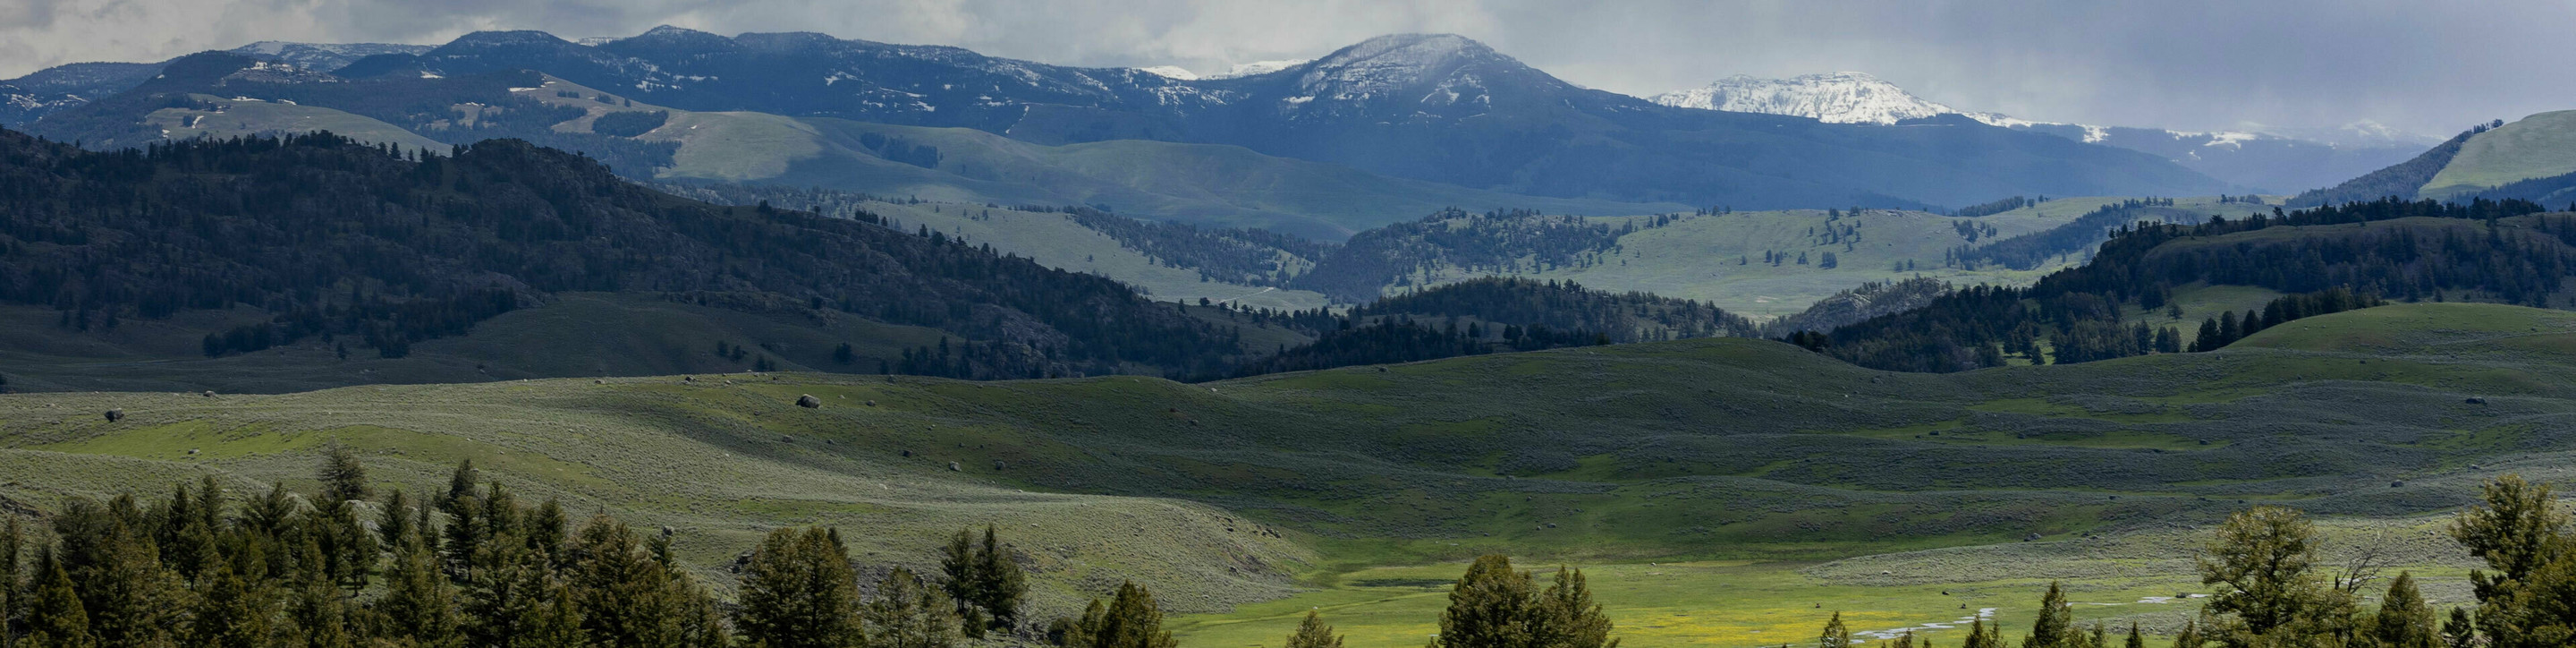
top-left (1651, 72), bottom-right (2430, 194)
top-left (12, 28), bottom-right (2233, 214)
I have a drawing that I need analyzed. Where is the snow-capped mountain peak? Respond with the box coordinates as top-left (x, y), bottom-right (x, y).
top-left (1651, 72), bottom-right (1962, 124)
top-left (1208, 59), bottom-right (1309, 79)
top-left (1136, 65), bottom-right (1199, 81)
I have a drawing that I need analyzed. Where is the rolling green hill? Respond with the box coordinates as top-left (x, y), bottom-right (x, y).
top-left (2, 303), bottom-right (2564, 646)
top-left (2422, 111), bottom-right (2576, 198)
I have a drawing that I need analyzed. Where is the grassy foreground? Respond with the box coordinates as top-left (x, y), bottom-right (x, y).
top-left (2, 303), bottom-right (2569, 644)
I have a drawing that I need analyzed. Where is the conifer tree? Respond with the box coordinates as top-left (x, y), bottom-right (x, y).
top-left (940, 529), bottom-right (988, 637)
top-left (23, 560), bottom-right (96, 648)
top-left (284, 536), bottom-right (357, 648)
top-left (1067, 582), bottom-right (1174, 648)
top-left (1818, 610), bottom-right (1852, 648)
top-left (2199, 506), bottom-right (2338, 641)
top-left (1962, 618), bottom-right (2001, 648)
top-left (865, 567), bottom-right (963, 648)
top-left (56, 498), bottom-right (181, 648)
top-left (2028, 582), bottom-right (2073, 648)
top-left (318, 443), bottom-right (371, 505)
top-left (736, 527), bottom-right (862, 648)
top-left (2363, 572), bottom-right (2440, 648)
top-left (570, 515), bottom-right (679, 647)
top-left (380, 524), bottom-right (462, 648)
top-left (1284, 610), bottom-right (1343, 648)
top-left (1, 516), bottom-right (21, 648)
top-left (2170, 617), bottom-right (2204, 648)
top-left (183, 550), bottom-right (275, 648)
top-left (1437, 555), bottom-right (1536, 648)
top-left (378, 490), bottom-right (416, 553)
top-left (2124, 623), bottom-right (2146, 648)
top-left (977, 525), bottom-right (1027, 631)
top-left (2439, 608), bottom-right (2475, 648)
top-left (1536, 567), bottom-right (1618, 648)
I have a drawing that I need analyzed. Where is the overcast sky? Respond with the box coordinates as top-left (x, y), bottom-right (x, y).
top-left (3, 0), bottom-right (2563, 137)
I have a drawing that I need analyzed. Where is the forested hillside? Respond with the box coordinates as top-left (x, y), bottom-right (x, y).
top-left (0, 127), bottom-right (1248, 380)
top-left (2286, 127), bottom-right (2479, 207)
top-left (1809, 198), bottom-right (2563, 371)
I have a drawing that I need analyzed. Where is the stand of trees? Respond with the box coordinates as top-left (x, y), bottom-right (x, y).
top-left (1784, 474), bottom-right (2565, 648)
top-left (1292, 209), bottom-right (1667, 303)
top-left (0, 451), bottom-right (1051, 648)
top-left (1810, 198), bottom-right (2555, 372)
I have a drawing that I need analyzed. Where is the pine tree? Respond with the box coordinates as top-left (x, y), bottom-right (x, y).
top-left (1818, 610), bottom-right (1852, 648)
top-left (975, 526), bottom-right (1026, 632)
top-left (736, 527), bottom-right (862, 648)
top-left (2199, 506), bottom-right (2336, 640)
top-left (940, 529), bottom-right (986, 637)
top-left (1437, 555), bottom-right (1535, 648)
top-left (380, 524), bottom-right (462, 648)
top-left (378, 490), bottom-right (416, 553)
top-left (56, 498), bottom-right (181, 648)
top-left (23, 560), bottom-right (96, 648)
top-left (318, 443), bottom-right (370, 505)
top-left (1535, 567), bottom-right (1618, 648)
top-left (284, 536), bottom-right (357, 648)
top-left (1962, 618), bottom-right (2001, 648)
top-left (2440, 608), bottom-right (2475, 648)
top-left (2028, 582), bottom-right (2072, 648)
top-left (183, 550), bottom-right (275, 648)
top-left (2124, 623), bottom-right (2146, 648)
top-left (2363, 572), bottom-right (2439, 648)
top-left (570, 515), bottom-right (680, 647)
top-left (2170, 617), bottom-right (2205, 648)
top-left (2, 516), bottom-right (21, 648)
top-left (1070, 582), bottom-right (1174, 648)
top-left (865, 567), bottom-right (963, 648)
top-left (1284, 610), bottom-right (1343, 648)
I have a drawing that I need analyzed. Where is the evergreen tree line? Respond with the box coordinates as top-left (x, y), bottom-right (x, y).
top-left (1809, 198), bottom-right (2554, 372)
top-left (1290, 209), bottom-right (1656, 303)
top-left (1953, 196), bottom-right (2043, 218)
top-left (2185, 289), bottom-right (2385, 353)
top-left (0, 449), bottom-right (1055, 648)
top-left (1946, 200), bottom-right (2189, 272)
top-left (1226, 317), bottom-right (1610, 378)
top-left (0, 126), bottom-right (1250, 379)
top-left (1350, 277), bottom-right (1758, 344)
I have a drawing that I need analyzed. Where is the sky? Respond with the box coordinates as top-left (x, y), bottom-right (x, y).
top-left (2, 0), bottom-right (2565, 138)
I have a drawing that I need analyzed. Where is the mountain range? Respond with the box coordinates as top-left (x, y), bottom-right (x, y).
top-left (5, 29), bottom-right (2239, 230)
top-left (1651, 72), bottom-right (2434, 195)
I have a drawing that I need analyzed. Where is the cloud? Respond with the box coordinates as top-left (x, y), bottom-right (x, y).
top-left (1, 0), bottom-right (2563, 137)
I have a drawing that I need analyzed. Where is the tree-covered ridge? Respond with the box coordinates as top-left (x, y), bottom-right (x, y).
top-left (1045, 205), bottom-right (1330, 288)
top-left (1354, 277), bottom-right (1756, 343)
top-left (1290, 209), bottom-right (1682, 303)
top-left (1948, 198), bottom-right (2188, 271)
top-left (1227, 277), bottom-right (1752, 378)
top-left (2285, 126), bottom-right (2481, 208)
top-left (1812, 198), bottom-right (2557, 371)
top-left (0, 126), bottom-right (1243, 379)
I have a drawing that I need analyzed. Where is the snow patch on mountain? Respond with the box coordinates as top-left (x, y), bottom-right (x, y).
top-left (1209, 59), bottom-right (1309, 79)
top-left (1650, 72), bottom-right (1961, 124)
top-left (1137, 65), bottom-right (1199, 81)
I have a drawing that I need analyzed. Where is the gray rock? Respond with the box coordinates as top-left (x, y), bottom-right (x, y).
top-left (796, 394), bottom-right (821, 408)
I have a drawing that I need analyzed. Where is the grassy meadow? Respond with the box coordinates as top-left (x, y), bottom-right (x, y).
top-left (3, 303), bottom-right (2569, 645)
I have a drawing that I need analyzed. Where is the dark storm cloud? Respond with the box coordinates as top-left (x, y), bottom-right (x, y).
top-left (2, 0), bottom-right (2562, 136)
